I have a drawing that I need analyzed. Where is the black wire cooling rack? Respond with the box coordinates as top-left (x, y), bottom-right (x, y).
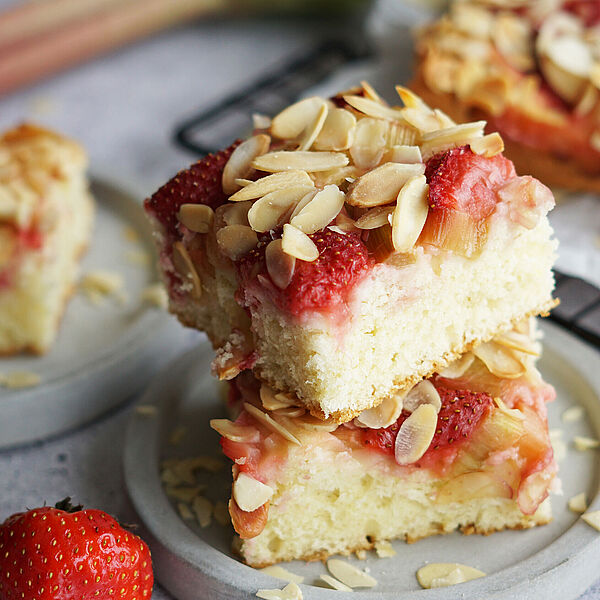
top-left (171, 39), bottom-right (600, 349)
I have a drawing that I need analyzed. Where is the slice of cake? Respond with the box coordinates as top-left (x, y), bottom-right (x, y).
top-left (211, 326), bottom-right (557, 567)
top-left (0, 124), bottom-right (94, 354)
top-left (145, 83), bottom-right (557, 421)
top-left (413, 0), bottom-right (600, 191)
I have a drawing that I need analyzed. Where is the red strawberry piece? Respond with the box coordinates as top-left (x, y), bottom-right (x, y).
top-left (362, 386), bottom-right (493, 464)
top-left (144, 141), bottom-right (240, 241)
top-left (238, 229), bottom-right (373, 316)
top-left (425, 145), bottom-right (516, 221)
top-left (0, 498), bottom-right (153, 600)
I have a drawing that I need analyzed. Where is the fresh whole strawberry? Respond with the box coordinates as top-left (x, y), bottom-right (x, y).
top-left (0, 498), bottom-right (153, 600)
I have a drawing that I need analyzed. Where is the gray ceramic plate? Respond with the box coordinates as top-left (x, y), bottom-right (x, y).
top-left (0, 176), bottom-right (193, 449)
top-left (124, 320), bottom-right (600, 600)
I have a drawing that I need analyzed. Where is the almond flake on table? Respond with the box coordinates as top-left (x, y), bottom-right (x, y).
top-left (562, 406), bottom-right (585, 423)
top-left (165, 485), bottom-right (205, 503)
top-left (320, 574), bottom-right (353, 592)
top-left (0, 371), bottom-right (41, 389)
top-left (417, 563), bottom-right (486, 589)
top-left (256, 581), bottom-right (303, 600)
top-left (79, 269), bottom-right (125, 304)
top-left (581, 511), bottom-right (600, 531)
top-left (140, 283), bottom-right (168, 308)
top-left (213, 501), bottom-right (230, 527)
top-left (574, 436), bottom-right (600, 451)
top-left (568, 492), bottom-right (588, 513)
top-left (125, 249), bottom-right (150, 266)
top-left (326, 559), bottom-right (377, 588)
top-left (177, 502), bottom-right (194, 521)
top-left (259, 566), bottom-right (304, 584)
top-left (192, 495), bottom-right (213, 527)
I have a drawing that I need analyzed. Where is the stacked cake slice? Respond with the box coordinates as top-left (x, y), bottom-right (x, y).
top-left (145, 83), bottom-right (558, 568)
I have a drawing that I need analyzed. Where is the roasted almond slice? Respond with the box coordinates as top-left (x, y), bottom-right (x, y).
top-left (314, 107), bottom-right (357, 151)
top-left (387, 121), bottom-right (419, 146)
top-left (311, 165), bottom-right (358, 188)
top-left (344, 94), bottom-right (405, 122)
top-left (289, 190), bottom-right (316, 221)
top-left (568, 492), bottom-right (587, 513)
top-left (210, 419), bottom-right (260, 443)
top-left (437, 352), bottom-right (475, 379)
top-left (222, 134), bottom-right (271, 194)
top-left (450, 2), bottom-right (494, 39)
top-left (281, 223), bottom-right (319, 262)
top-left (216, 224), bottom-right (258, 261)
top-left (172, 242), bottom-right (201, 298)
top-left (228, 170), bottom-right (312, 202)
top-left (233, 472), bottom-right (274, 512)
top-left (326, 559), bottom-right (377, 589)
top-left (295, 414), bottom-right (338, 433)
top-left (244, 402), bottom-right (302, 445)
top-left (298, 103), bottom-right (328, 151)
top-left (387, 144), bottom-right (422, 164)
top-left (350, 117), bottom-right (387, 169)
top-left (361, 80), bottom-right (384, 103)
top-left (470, 132), bottom-right (504, 157)
top-left (581, 511), bottom-right (600, 531)
top-left (178, 203), bottom-right (214, 233)
top-left (391, 174), bottom-right (429, 252)
top-left (401, 107), bottom-right (442, 133)
top-left (494, 330), bottom-right (540, 356)
top-left (354, 391), bottom-right (405, 429)
top-left (248, 186), bottom-right (314, 233)
top-left (220, 201), bottom-right (252, 226)
top-left (420, 121), bottom-right (486, 159)
top-left (290, 184), bottom-right (345, 234)
top-left (396, 85), bottom-right (429, 110)
top-left (320, 574), bottom-right (352, 592)
top-left (346, 162), bottom-right (425, 207)
top-left (260, 383), bottom-right (295, 410)
top-left (265, 238), bottom-right (296, 289)
top-left (354, 205), bottom-right (394, 230)
top-left (252, 151), bottom-right (348, 173)
top-left (417, 563), bottom-right (486, 589)
top-left (493, 12), bottom-right (534, 72)
top-left (403, 380), bottom-right (441, 414)
top-left (472, 340), bottom-right (527, 379)
top-left (394, 403), bottom-right (437, 465)
top-left (271, 96), bottom-right (328, 139)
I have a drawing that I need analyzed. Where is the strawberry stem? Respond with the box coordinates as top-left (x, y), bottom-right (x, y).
top-left (54, 497), bottom-right (83, 513)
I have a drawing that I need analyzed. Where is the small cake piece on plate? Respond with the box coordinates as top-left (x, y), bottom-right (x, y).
top-left (413, 0), bottom-right (600, 192)
top-left (0, 124), bottom-right (94, 354)
top-left (145, 83), bottom-right (557, 421)
top-left (211, 327), bottom-right (557, 567)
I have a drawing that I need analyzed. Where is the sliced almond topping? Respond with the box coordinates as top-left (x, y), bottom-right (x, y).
top-left (562, 406), bottom-right (585, 423)
top-left (493, 12), bottom-right (534, 72)
top-left (311, 165), bottom-right (359, 188)
top-left (281, 223), bottom-right (319, 262)
top-left (244, 402), bottom-right (302, 445)
top-left (494, 330), bottom-right (540, 356)
top-left (265, 239), bottom-right (296, 289)
top-left (314, 107), bottom-right (357, 151)
top-left (260, 383), bottom-right (295, 410)
top-left (417, 563), bottom-right (486, 589)
top-left (298, 103), bottom-right (328, 151)
top-left (210, 419), bottom-right (260, 443)
top-left (354, 205), bottom-right (394, 230)
top-left (295, 414), bottom-right (338, 433)
top-left (387, 144), bottom-right (422, 164)
top-left (472, 340), bottom-right (526, 379)
top-left (581, 511), bottom-right (600, 531)
top-left (177, 502), bottom-right (194, 521)
top-left (361, 80), bottom-right (384, 103)
top-left (391, 174), bottom-right (429, 252)
top-left (228, 170), bottom-right (312, 202)
top-left (222, 134), bottom-right (271, 194)
top-left (289, 190), bottom-right (316, 221)
top-left (355, 391), bottom-right (405, 429)
top-left (344, 94), bottom-right (405, 122)
top-left (326, 559), bottom-right (377, 589)
top-left (420, 121), bottom-right (486, 159)
top-left (568, 492), bottom-right (588, 513)
top-left (216, 224), bottom-right (258, 261)
top-left (396, 85), bottom-right (429, 109)
top-left (470, 132), bottom-right (504, 157)
top-left (252, 151), bottom-right (348, 173)
top-left (220, 201), bottom-right (252, 226)
top-left (394, 403), bottom-right (437, 465)
top-left (273, 407), bottom-right (305, 418)
top-left (320, 574), bottom-right (352, 592)
top-left (178, 203), bottom-right (214, 233)
top-left (256, 582), bottom-right (303, 600)
top-left (233, 472), bottom-right (274, 512)
top-left (450, 3), bottom-right (494, 39)
top-left (248, 186), bottom-right (314, 233)
top-left (260, 566), bottom-right (304, 585)
top-left (374, 540), bottom-right (396, 558)
top-left (192, 496), bottom-right (213, 527)
top-left (271, 96), bottom-right (328, 139)
top-left (172, 242), bottom-right (201, 298)
top-left (346, 162), bottom-right (425, 208)
top-left (401, 107), bottom-right (443, 133)
top-left (387, 122), bottom-right (418, 146)
top-left (290, 184), bottom-right (345, 234)
top-left (403, 380), bottom-right (442, 413)
top-left (350, 117), bottom-right (387, 170)
top-left (437, 352), bottom-right (475, 379)
top-left (252, 113), bottom-right (272, 130)
top-left (574, 436), bottom-right (600, 451)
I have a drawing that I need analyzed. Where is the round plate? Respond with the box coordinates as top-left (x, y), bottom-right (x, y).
top-left (124, 320), bottom-right (600, 600)
top-left (0, 176), bottom-right (193, 449)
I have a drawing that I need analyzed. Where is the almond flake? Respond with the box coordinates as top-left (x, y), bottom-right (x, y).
top-left (165, 484), bottom-right (205, 503)
top-left (80, 270), bottom-right (125, 303)
top-left (290, 184), bottom-right (345, 234)
top-left (473, 340), bottom-right (526, 379)
top-left (387, 144), bottom-right (422, 164)
top-left (260, 383), bottom-right (295, 410)
top-left (210, 418), bottom-right (260, 443)
top-left (273, 407), bottom-right (305, 418)
top-left (396, 85), bottom-right (430, 109)
top-left (350, 117), bottom-right (387, 169)
top-left (253, 113), bottom-right (272, 129)
top-left (192, 495), bottom-right (213, 527)
top-left (311, 166), bottom-right (358, 188)
top-left (401, 107), bottom-right (442, 133)
top-left (220, 201), bottom-right (252, 226)
top-left (562, 406), bottom-right (584, 423)
top-left (470, 132), bottom-right (505, 157)
top-left (354, 206), bottom-right (395, 230)
top-left (140, 283), bottom-right (168, 309)
top-left (289, 190), bottom-right (316, 221)
top-left (216, 224), bottom-right (258, 261)
top-left (256, 582), bottom-right (303, 600)
top-left (314, 108), bottom-right (356, 151)
top-left (248, 186), bottom-right (313, 233)
top-left (244, 401), bottom-right (302, 445)
top-left (568, 492), bottom-right (587, 513)
top-left (281, 223), bottom-right (319, 262)
top-left (214, 500), bottom-right (230, 526)
top-left (355, 391), bottom-right (405, 429)
top-left (177, 502), bottom-right (194, 521)
top-left (265, 238), bottom-right (296, 289)
top-left (222, 134), bottom-right (271, 194)
top-left (420, 121), bottom-right (487, 159)
top-left (298, 103), bottom-right (328, 151)
top-left (493, 13), bottom-right (534, 72)
top-left (417, 563), bottom-right (486, 589)
top-left (178, 203), bottom-right (215, 233)
top-left (233, 472), bottom-right (274, 512)
top-left (494, 331), bottom-right (539, 356)
top-left (326, 559), bottom-right (377, 589)
top-left (271, 96), bottom-right (327, 139)
top-left (346, 162), bottom-right (425, 208)
top-left (172, 243), bottom-right (201, 298)
top-left (252, 151), bottom-right (348, 173)
top-left (450, 3), bottom-right (494, 39)
top-left (574, 436), bottom-right (600, 451)
top-left (374, 540), bottom-right (396, 558)
top-left (0, 371), bottom-right (41, 389)
top-left (228, 170), bottom-right (312, 202)
top-left (581, 511), bottom-right (600, 531)
top-left (344, 94), bottom-right (405, 122)
top-left (361, 80), bottom-right (384, 103)
top-left (394, 403), bottom-right (437, 465)
top-left (403, 380), bottom-right (442, 413)
top-left (295, 414), bottom-right (338, 433)
top-left (260, 566), bottom-right (304, 585)
top-left (391, 174), bottom-right (429, 252)
top-left (320, 574), bottom-right (353, 592)
top-left (437, 352), bottom-right (475, 379)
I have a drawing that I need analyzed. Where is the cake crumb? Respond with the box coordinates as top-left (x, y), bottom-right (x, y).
top-left (214, 501), bottom-right (230, 526)
top-left (192, 495), bottom-right (213, 527)
top-left (135, 404), bottom-right (157, 416)
top-left (355, 549), bottom-right (367, 560)
top-left (375, 540), bottom-right (396, 558)
top-left (562, 406), bottom-right (584, 423)
top-left (256, 582), bottom-right (302, 600)
top-left (568, 492), bottom-right (587, 513)
top-left (80, 270), bottom-right (125, 305)
top-left (0, 371), bottom-right (41, 389)
top-left (582, 511), bottom-right (600, 531)
top-left (574, 436), bottom-right (600, 451)
top-left (141, 283), bottom-right (168, 309)
top-left (319, 574), bottom-right (352, 592)
top-left (259, 566), bottom-right (304, 584)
